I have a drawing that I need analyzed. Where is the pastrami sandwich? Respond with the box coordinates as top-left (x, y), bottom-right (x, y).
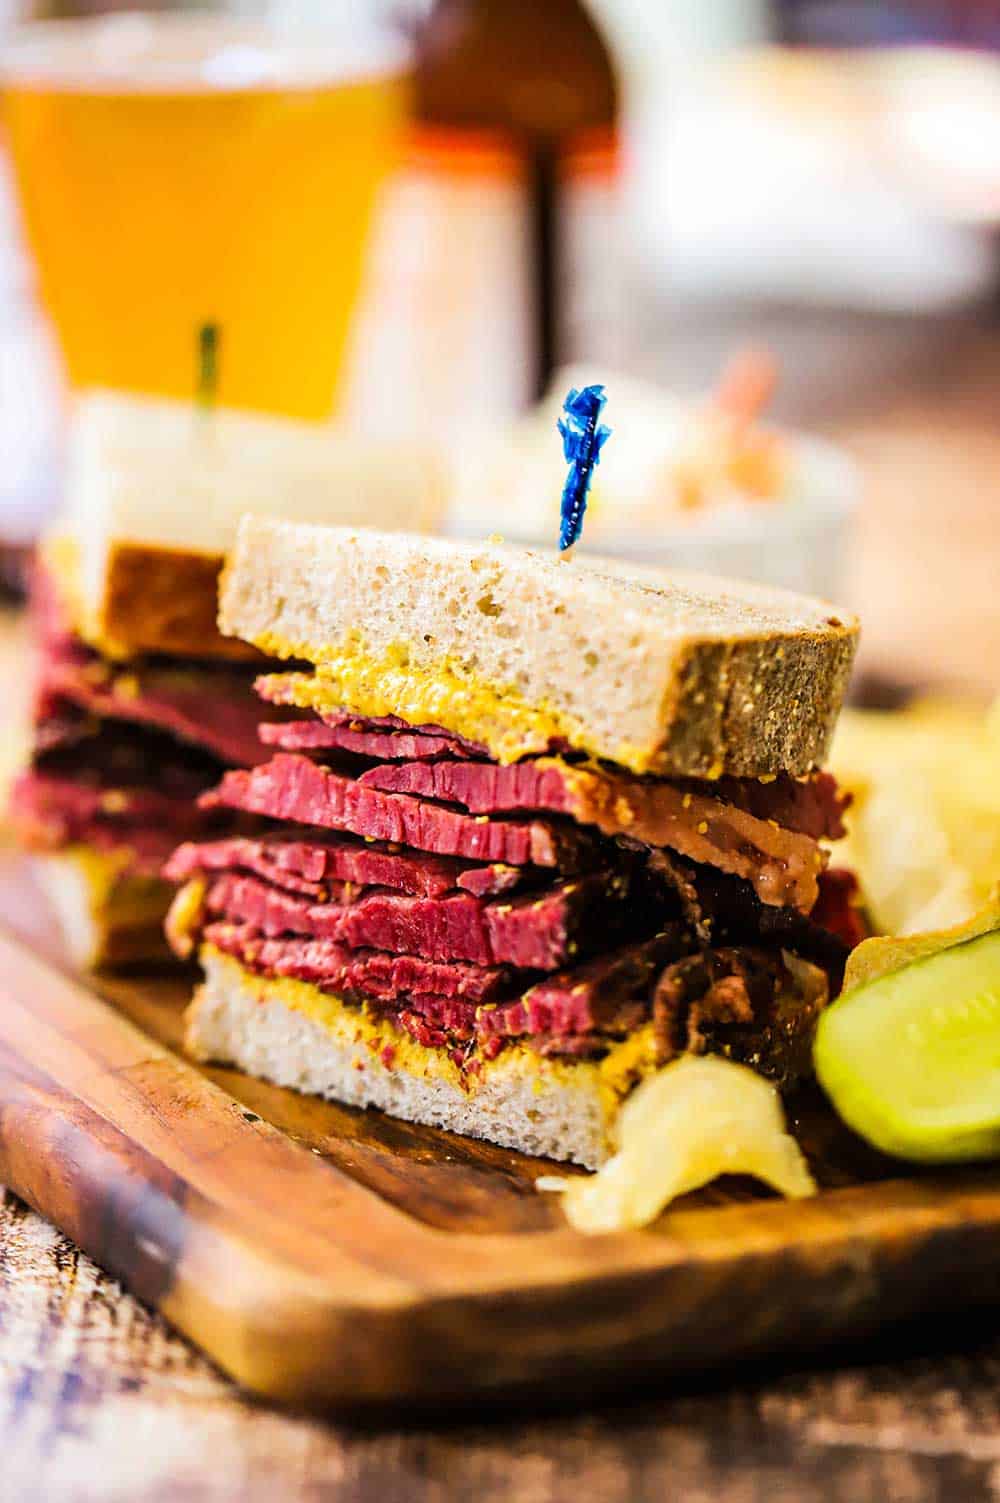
top-left (9, 546), bottom-right (282, 966)
top-left (167, 518), bottom-right (863, 1167)
top-left (8, 393), bottom-right (446, 967)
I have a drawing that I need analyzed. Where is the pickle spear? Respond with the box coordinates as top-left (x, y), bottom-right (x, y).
top-left (815, 894), bottom-right (1000, 1162)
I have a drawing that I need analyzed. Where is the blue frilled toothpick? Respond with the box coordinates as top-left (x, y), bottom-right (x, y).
top-left (557, 384), bottom-right (611, 551)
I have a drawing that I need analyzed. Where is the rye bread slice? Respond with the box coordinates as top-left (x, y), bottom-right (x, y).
top-left (220, 519), bottom-right (859, 778)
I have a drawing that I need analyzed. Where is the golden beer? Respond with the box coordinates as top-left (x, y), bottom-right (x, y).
top-left (2, 16), bottom-right (407, 419)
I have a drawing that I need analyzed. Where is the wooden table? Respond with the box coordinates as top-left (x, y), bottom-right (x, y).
top-left (5, 1187), bottom-right (1000, 1501)
top-left (4, 313), bottom-right (1000, 1499)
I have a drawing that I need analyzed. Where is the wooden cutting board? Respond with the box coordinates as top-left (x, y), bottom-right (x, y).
top-left (3, 854), bottom-right (1000, 1412)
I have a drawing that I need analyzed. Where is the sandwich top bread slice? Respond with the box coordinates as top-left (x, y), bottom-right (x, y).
top-left (61, 391), bottom-right (447, 661)
top-left (220, 518), bottom-right (858, 778)
top-left (10, 549), bottom-right (284, 966)
top-left (168, 519), bottom-right (863, 1168)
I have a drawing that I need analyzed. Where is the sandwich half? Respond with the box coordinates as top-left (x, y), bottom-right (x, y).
top-left (9, 539), bottom-right (289, 966)
top-left (167, 519), bottom-right (863, 1167)
top-left (8, 395), bottom-right (445, 967)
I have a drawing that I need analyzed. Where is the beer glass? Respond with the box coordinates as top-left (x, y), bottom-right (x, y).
top-left (1, 13), bottom-right (408, 418)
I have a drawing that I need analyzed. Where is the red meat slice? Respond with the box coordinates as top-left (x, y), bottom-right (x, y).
top-left (360, 756), bottom-right (825, 910)
top-left (455, 863), bottom-right (525, 897)
top-left (203, 921), bottom-right (514, 1004)
top-left (9, 770), bottom-right (208, 874)
top-left (204, 921), bottom-right (685, 1046)
top-left (258, 718), bottom-right (480, 761)
top-left (201, 867), bottom-right (624, 970)
top-left (810, 867), bottom-right (869, 951)
top-left (11, 769), bottom-right (209, 841)
top-left (707, 770), bottom-right (850, 842)
top-left (35, 640), bottom-right (277, 768)
top-left (358, 758), bottom-right (847, 842)
top-left (359, 757), bottom-right (579, 811)
top-left (476, 930), bottom-right (687, 1039)
top-left (253, 682), bottom-right (491, 755)
top-left (201, 753), bottom-right (588, 868)
top-left (163, 833), bottom-right (490, 899)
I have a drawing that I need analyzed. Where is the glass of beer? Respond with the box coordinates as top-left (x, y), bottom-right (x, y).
top-left (1, 13), bottom-right (408, 419)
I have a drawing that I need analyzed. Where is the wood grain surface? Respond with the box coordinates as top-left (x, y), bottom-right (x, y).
top-left (6, 1186), bottom-right (1000, 1502)
top-left (4, 853), bottom-right (1000, 1417)
top-left (2, 307), bottom-right (1000, 1496)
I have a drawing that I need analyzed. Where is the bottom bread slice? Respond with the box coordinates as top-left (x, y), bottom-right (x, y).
top-left (31, 848), bottom-right (174, 968)
top-left (186, 946), bottom-right (657, 1168)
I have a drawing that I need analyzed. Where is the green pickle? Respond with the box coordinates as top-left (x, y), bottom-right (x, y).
top-left (815, 898), bottom-right (1000, 1163)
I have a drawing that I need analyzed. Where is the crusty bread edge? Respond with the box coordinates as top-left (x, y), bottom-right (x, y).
top-left (88, 542), bottom-right (265, 662)
top-left (660, 620), bottom-right (858, 777)
top-left (38, 532), bottom-right (263, 662)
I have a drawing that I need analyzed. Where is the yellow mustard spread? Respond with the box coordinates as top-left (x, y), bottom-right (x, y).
top-left (202, 946), bottom-right (658, 1112)
top-left (253, 632), bottom-right (652, 773)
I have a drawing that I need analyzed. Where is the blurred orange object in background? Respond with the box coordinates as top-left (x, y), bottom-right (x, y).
top-left (2, 16), bottom-right (407, 418)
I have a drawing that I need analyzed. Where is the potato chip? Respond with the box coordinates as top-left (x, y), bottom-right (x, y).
top-left (831, 699), bottom-right (1000, 935)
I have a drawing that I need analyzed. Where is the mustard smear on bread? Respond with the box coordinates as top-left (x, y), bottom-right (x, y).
top-left (253, 637), bottom-right (652, 773)
top-left (539, 1055), bottom-right (816, 1232)
top-left (196, 946), bottom-right (660, 1114)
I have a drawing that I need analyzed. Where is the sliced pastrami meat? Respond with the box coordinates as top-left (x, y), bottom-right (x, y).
top-left (201, 867), bottom-right (627, 970)
top-left (361, 756), bottom-right (825, 910)
top-left (455, 862), bottom-right (526, 897)
top-left (35, 719), bottom-right (220, 799)
top-left (9, 770), bottom-right (207, 873)
top-left (808, 867), bottom-right (869, 952)
top-left (253, 682), bottom-right (492, 755)
top-left (164, 832), bottom-right (497, 899)
top-left (704, 770), bottom-right (850, 842)
top-left (359, 757), bottom-right (578, 810)
top-left (651, 945), bottom-right (828, 1088)
top-left (36, 647), bottom-right (279, 768)
top-left (672, 860), bottom-right (853, 992)
top-left (202, 753), bottom-right (593, 868)
top-left (203, 921), bottom-right (515, 1004)
top-left (476, 929), bottom-right (689, 1039)
top-left (258, 717), bottom-right (482, 761)
top-left (10, 769), bottom-right (211, 842)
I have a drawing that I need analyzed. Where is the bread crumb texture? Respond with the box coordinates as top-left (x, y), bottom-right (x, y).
top-left (187, 947), bottom-right (659, 1167)
top-left (221, 521), bottom-right (859, 778)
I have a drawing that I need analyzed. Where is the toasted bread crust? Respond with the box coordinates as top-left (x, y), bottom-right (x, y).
top-left (94, 543), bottom-right (264, 662)
top-left (662, 625), bottom-right (857, 779)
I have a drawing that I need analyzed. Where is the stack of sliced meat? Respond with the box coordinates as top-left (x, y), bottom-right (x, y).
top-left (9, 566), bottom-right (289, 881)
top-left (165, 690), bottom-right (866, 1084)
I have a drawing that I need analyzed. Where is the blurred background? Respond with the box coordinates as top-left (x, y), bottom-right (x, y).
top-left (2, 0), bottom-right (1000, 704)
